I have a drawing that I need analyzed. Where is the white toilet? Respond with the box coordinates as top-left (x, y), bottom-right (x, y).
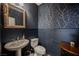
top-left (30, 38), bottom-right (46, 56)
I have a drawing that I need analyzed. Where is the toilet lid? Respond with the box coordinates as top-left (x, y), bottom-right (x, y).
top-left (34, 46), bottom-right (46, 55)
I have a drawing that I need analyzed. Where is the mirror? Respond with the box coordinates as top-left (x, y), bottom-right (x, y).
top-left (3, 3), bottom-right (25, 28)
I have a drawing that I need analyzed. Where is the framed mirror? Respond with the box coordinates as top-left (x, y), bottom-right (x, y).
top-left (3, 3), bottom-right (25, 28)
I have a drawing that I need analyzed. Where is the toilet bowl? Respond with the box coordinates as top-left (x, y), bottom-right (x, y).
top-left (34, 45), bottom-right (46, 56)
top-left (30, 38), bottom-right (46, 56)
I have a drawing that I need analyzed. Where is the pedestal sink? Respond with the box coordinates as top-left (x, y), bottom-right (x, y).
top-left (4, 39), bottom-right (29, 56)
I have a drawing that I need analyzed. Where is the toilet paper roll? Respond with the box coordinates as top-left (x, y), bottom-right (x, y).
top-left (70, 42), bottom-right (75, 47)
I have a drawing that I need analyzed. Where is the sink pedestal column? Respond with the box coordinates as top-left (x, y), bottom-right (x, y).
top-left (16, 49), bottom-right (21, 56)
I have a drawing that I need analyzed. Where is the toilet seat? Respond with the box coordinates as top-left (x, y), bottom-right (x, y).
top-left (34, 46), bottom-right (46, 56)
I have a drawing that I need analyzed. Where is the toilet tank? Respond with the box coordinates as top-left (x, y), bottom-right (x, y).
top-left (31, 38), bottom-right (39, 48)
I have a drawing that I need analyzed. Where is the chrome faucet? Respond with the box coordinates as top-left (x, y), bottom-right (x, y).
top-left (22, 34), bottom-right (25, 39)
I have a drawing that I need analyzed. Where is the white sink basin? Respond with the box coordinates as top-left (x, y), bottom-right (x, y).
top-left (4, 39), bottom-right (29, 56)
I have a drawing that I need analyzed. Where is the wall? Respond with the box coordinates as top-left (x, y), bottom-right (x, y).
top-left (38, 3), bottom-right (79, 55)
top-left (24, 3), bottom-right (38, 29)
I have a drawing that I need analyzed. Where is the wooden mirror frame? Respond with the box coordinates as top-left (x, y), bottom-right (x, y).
top-left (3, 3), bottom-right (25, 28)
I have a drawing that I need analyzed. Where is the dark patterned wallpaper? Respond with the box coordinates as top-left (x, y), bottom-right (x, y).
top-left (38, 3), bottom-right (79, 55)
top-left (50, 4), bottom-right (79, 28)
top-left (39, 4), bottom-right (79, 29)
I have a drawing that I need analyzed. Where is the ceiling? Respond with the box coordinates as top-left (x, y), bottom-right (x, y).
top-left (36, 3), bottom-right (42, 6)
top-left (18, 3), bottom-right (42, 7)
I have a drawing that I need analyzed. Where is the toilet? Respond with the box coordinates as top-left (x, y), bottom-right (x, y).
top-left (30, 38), bottom-right (46, 56)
